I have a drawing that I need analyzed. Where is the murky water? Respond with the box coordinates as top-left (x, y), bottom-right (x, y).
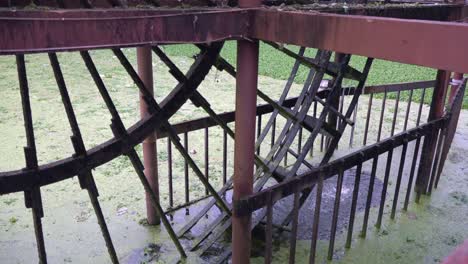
top-left (0, 51), bottom-right (467, 263)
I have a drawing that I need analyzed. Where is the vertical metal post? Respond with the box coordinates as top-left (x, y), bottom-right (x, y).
top-left (435, 73), bottom-right (465, 189)
top-left (137, 46), bottom-right (160, 225)
top-left (232, 1), bottom-right (260, 263)
top-left (415, 70), bottom-right (449, 200)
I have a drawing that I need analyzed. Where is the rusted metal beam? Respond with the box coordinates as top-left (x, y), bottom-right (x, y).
top-left (0, 9), bottom-right (248, 55)
top-left (252, 8), bottom-right (468, 73)
top-left (320, 3), bottom-right (465, 20)
top-left (1, 7), bottom-right (468, 73)
top-left (2, 0), bottom-right (217, 7)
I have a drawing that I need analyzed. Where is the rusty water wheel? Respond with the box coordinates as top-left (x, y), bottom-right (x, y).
top-left (0, 42), bottom-right (224, 263)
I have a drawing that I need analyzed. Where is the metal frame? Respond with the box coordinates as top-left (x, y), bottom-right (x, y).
top-left (0, 1), bottom-right (467, 264)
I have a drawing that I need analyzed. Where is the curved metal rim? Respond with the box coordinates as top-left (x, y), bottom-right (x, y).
top-left (0, 42), bottom-right (223, 195)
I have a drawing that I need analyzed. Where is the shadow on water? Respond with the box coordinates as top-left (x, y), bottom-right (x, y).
top-left (125, 169), bottom-right (383, 263)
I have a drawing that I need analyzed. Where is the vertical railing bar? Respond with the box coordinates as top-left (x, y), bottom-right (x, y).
top-left (314, 99), bottom-right (317, 117)
top-left (328, 167), bottom-right (345, 260)
top-left (416, 88), bottom-right (426, 126)
top-left (345, 156), bottom-right (363, 249)
top-left (309, 172), bottom-right (324, 264)
top-left (427, 128), bottom-right (444, 194)
top-left (257, 115), bottom-right (262, 155)
top-left (223, 130), bottom-right (228, 185)
top-left (320, 134), bottom-right (324, 152)
top-left (205, 127), bottom-right (209, 195)
top-left (403, 89), bottom-right (413, 131)
top-left (310, 100), bottom-right (318, 157)
top-left (335, 82), bottom-right (345, 151)
top-left (390, 91), bottom-right (400, 136)
top-left (376, 142), bottom-right (394, 229)
top-left (184, 131), bottom-right (189, 215)
top-left (361, 154), bottom-right (378, 238)
top-left (320, 95), bottom-right (325, 152)
top-left (288, 189), bottom-right (300, 264)
top-left (363, 93), bottom-right (373, 146)
top-left (390, 140), bottom-right (408, 219)
top-left (434, 132), bottom-right (447, 189)
top-left (168, 139), bottom-right (174, 208)
top-left (298, 127), bottom-right (303, 154)
top-left (377, 90), bottom-right (387, 142)
top-left (270, 113), bottom-right (277, 160)
top-left (339, 82), bottom-right (345, 115)
top-left (403, 136), bottom-right (422, 211)
top-left (349, 100), bottom-right (358, 148)
top-left (271, 117), bottom-right (276, 151)
top-left (264, 192), bottom-right (273, 264)
top-left (345, 77), bottom-right (354, 149)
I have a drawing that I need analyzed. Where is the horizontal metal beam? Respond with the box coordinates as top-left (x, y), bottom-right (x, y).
top-left (0, 9), bottom-right (248, 54)
top-left (320, 3), bottom-right (464, 20)
top-left (0, 0), bottom-right (214, 8)
top-left (341, 80), bottom-right (435, 95)
top-left (252, 8), bottom-right (468, 73)
top-left (0, 6), bottom-right (467, 72)
top-left (363, 80), bottom-right (435, 94)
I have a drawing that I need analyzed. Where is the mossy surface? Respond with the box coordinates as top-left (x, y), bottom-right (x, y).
top-left (0, 46), bottom-right (467, 263)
